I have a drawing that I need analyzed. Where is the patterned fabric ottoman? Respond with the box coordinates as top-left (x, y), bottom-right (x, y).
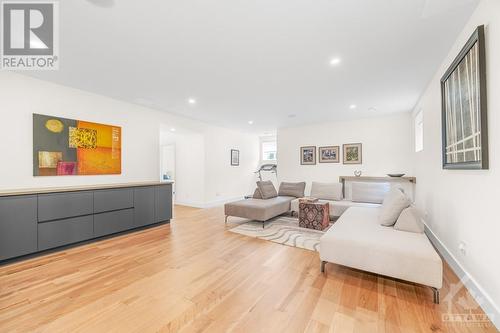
top-left (298, 201), bottom-right (330, 231)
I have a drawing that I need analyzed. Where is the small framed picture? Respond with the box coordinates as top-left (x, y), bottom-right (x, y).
top-left (319, 146), bottom-right (339, 163)
top-left (343, 143), bottom-right (362, 164)
top-left (300, 146), bottom-right (316, 165)
top-left (231, 149), bottom-right (240, 166)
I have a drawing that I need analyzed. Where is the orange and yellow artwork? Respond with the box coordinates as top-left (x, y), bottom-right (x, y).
top-left (33, 114), bottom-right (122, 176)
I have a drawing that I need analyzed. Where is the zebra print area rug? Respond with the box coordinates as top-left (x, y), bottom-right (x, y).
top-left (228, 216), bottom-right (327, 252)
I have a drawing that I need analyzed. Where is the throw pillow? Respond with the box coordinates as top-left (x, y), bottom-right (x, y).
top-left (379, 188), bottom-right (411, 226)
top-left (310, 182), bottom-right (343, 201)
top-left (278, 182), bottom-right (306, 198)
top-left (394, 207), bottom-right (425, 233)
top-left (252, 188), bottom-right (263, 199)
top-left (256, 181), bottom-right (278, 199)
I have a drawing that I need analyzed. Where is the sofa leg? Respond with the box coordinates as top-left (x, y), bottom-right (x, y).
top-left (291, 211), bottom-right (294, 217)
top-left (432, 287), bottom-right (440, 304)
top-left (320, 261), bottom-right (326, 274)
top-left (262, 221), bottom-right (265, 229)
top-left (225, 215), bottom-right (229, 224)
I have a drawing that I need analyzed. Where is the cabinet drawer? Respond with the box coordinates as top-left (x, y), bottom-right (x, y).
top-left (38, 191), bottom-right (93, 222)
top-left (134, 187), bottom-right (155, 227)
top-left (94, 209), bottom-right (134, 237)
top-left (155, 184), bottom-right (172, 223)
top-left (38, 216), bottom-right (94, 251)
top-left (94, 188), bottom-right (134, 213)
top-left (0, 195), bottom-right (38, 261)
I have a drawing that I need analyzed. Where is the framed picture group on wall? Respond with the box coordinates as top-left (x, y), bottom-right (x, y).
top-left (300, 143), bottom-right (362, 165)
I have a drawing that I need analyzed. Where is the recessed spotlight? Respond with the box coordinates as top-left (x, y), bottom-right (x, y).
top-left (248, 120), bottom-right (254, 125)
top-left (188, 98), bottom-right (196, 105)
top-left (170, 128), bottom-right (176, 132)
top-left (288, 114), bottom-right (296, 118)
top-left (349, 104), bottom-right (357, 109)
top-left (329, 57), bottom-right (341, 66)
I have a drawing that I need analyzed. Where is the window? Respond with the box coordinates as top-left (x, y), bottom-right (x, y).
top-left (262, 140), bottom-right (277, 161)
top-left (414, 110), bottom-right (424, 152)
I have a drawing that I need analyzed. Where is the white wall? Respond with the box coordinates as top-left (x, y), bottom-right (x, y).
top-left (412, 0), bottom-right (500, 320)
top-left (0, 72), bottom-right (260, 207)
top-left (277, 113), bottom-right (414, 194)
top-left (204, 128), bottom-right (260, 205)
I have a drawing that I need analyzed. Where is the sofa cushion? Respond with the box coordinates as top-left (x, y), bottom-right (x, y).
top-left (252, 188), bottom-right (263, 199)
top-left (351, 182), bottom-right (390, 204)
top-left (320, 207), bottom-right (442, 289)
top-left (256, 181), bottom-right (278, 199)
top-left (394, 207), bottom-right (424, 233)
top-left (379, 188), bottom-right (411, 226)
top-left (310, 182), bottom-right (343, 201)
top-left (278, 182), bottom-right (306, 198)
top-left (224, 196), bottom-right (294, 221)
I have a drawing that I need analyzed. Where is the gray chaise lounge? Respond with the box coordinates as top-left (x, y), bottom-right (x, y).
top-left (224, 181), bottom-right (305, 228)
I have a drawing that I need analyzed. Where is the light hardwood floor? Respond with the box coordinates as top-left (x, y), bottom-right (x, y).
top-left (0, 205), bottom-right (497, 333)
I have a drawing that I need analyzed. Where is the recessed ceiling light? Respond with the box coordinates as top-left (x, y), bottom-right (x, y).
top-left (288, 114), bottom-right (296, 118)
top-left (188, 98), bottom-right (196, 105)
top-left (349, 104), bottom-right (357, 109)
top-left (329, 57), bottom-right (341, 66)
top-left (170, 128), bottom-right (176, 132)
top-left (248, 120), bottom-right (254, 125)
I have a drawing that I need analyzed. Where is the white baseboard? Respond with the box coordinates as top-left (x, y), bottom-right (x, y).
top-left (425, 226), bottom-right (499, 330)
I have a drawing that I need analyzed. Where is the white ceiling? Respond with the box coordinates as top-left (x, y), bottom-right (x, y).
top-left (27, 0), bottom-right (478, 132)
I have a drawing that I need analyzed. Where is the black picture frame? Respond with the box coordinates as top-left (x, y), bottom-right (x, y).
top-left (441, 25), bottom-right (488, 170)
top-left (230, 149), bottom-right (240, 166)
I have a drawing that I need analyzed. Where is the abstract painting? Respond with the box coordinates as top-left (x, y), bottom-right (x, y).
top-left (441, 25), bottom-right (488, 169)
top-left (300, 146), bottom-right (316, 165)
top-left (33, 114), bottom-right (121, 176)
top-left (343, 143), bottom-right (362, 164)
top-left (319, 146), bottom-right (339, 163)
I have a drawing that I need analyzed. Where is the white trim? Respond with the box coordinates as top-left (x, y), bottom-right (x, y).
top-left (425, 225), bottom-right (500, 330)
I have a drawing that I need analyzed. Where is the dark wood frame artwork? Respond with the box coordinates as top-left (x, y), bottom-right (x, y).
top-left (230, 149), bottom-right (240, 166)
top-left (342, 143), bottom-right (362, 164)
top-left (318, 146), bottom-right (340, 163)
top-left (441, 25), bottom-right (488, 170)
top-left (300, 146), bottom-right (316, 165)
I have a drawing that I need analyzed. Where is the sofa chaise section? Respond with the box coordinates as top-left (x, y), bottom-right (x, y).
top-left (224, 196), bottom-right (295, 225)
top-left (320, 206), bottom-right (443, 303)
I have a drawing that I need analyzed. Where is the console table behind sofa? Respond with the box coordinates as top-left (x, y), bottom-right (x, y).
top-left (0, 182), bottom-right (173, 262)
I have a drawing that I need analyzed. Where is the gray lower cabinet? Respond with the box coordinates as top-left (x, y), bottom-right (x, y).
top-left (0, 196), bottom-right (38, 261)
top-left (155, 184), bottom-right (173, 222)
top-left (38, 191), bottom-right (93, 222)
top-left (94, 208), bottom-right (134, 237)
top-left (134, 187), bottom-right (155, 227)
top-left (1, 183), bottom-right (172, 262)
top-left (38, 216), bottom-right (94, 251)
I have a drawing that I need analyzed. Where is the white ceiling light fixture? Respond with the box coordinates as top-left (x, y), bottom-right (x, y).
top-left (248, 120), bottom-right (254, 125)
top-left (349, 104), bottom-right (357, 110)
top-left (329, 57), bottom-right (341, 66)
top-left (188, 98), bottom-right (197, 105)
top-left (170, 128), bottom-right (176, 132)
